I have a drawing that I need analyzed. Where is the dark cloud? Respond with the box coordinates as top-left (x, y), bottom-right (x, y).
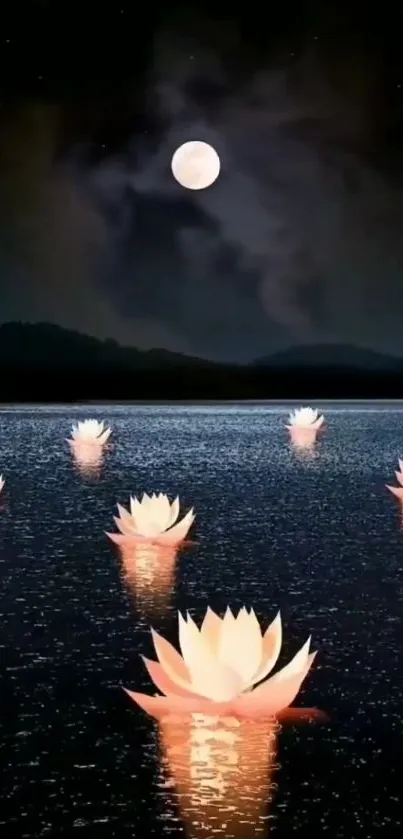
top-left (123, 26), bottom-right (403, 356)
top-left (0, 104), bottom-right (192, 354)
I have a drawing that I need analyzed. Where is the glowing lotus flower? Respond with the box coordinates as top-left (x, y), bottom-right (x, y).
top-left (386, 459), bottom-right (403, 501)
top-left (124, 607), bottom-right (317, 719)
top-left (107, 492), bottom-right (195, 547)
top-left (286, 406), bottom-right (324, 446)
top-left (287, 407), bottom-right (324, 429)
top-left (68, 419), bottom-right (112, 446)
top-left (0, 475), bottom-right (4, 493)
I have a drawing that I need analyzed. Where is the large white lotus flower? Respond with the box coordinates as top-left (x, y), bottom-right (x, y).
top-left (69, 419), bottom-right (112, 445)
top-left (124, 607), bottom-right (317, 719)
top-left (386, 458), bottom-right (403, 501)
top-left (107, 492), bottom-right (195, 547)
top-left (287, 407), bottom-right (324, 429)
top-left (0, 475), bottom-right (4, 493)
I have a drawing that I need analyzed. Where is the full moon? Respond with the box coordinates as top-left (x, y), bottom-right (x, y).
top-left (171, 141), bottom-right (220, 190)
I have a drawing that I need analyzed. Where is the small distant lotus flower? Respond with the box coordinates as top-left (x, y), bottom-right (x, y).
top-left (286, 406), bottom-right (324, 446)
top-left (287, 406), bottom-right (324, 429)
top-left (0, 475), bottom-right (4, 493)
top-left (386, 459), bottom-right (403, 501)
top-left (68, 419), bottom-right (112, 446)
top-left (124, 606), bottom-right (317, 720)
top-left (107, 493), bottom-right (195, 547)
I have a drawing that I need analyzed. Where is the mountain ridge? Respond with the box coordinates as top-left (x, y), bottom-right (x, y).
top-left (0, 321), bottom-right (224, 370)
top-left (253, 343), bottom-right (403, 371)
top-left (0, 322), bottom-right (400, 371)
top-left (0, 322), bottom-right (402, 400)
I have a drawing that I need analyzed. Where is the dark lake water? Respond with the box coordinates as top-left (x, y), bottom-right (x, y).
top-left (1, 403), bottom-right (402, 838)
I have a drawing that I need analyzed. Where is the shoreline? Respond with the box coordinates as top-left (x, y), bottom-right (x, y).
top-left (1, 398), bottom-right (403, 407)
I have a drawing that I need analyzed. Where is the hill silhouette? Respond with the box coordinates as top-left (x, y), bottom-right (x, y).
top-left (0, 321), bottom-right (402, 401)
top-left (254, 343), bottom-right (402, 372)
top-left (0, 321), bottom-right (219, 370)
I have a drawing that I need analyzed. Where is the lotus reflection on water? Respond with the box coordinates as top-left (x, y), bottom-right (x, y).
top-left (68, 418), bottom-right (112, 446)
top-left (124, 606), bottom-right (318, 720)
top-left (157, 713), bottom-right (279, 839)
top-left (286, 406), bottom-right (324, 447)
top-left (69, 441), bottom-right (105, 478)
top-left (386, 459), bottom-right (403, 502)
top-left (118, 542), bottom-right (178, 617)
top-left (107, 492), bottom-right (195, 547)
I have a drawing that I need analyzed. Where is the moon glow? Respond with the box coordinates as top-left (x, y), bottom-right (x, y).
top-left (171, 141), bottom-right (221, 190)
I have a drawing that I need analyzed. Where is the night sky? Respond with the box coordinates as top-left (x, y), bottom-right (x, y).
top-left (1, 1), bottom-right (403, 362)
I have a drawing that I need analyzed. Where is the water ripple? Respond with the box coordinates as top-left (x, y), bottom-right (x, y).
top-left (0, 403), bottom-right (402, 837)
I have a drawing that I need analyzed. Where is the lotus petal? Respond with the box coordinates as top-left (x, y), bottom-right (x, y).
top-left (248, 611), bottom-right (282, 687)
top-left (130, 500), bottom-right (163, 538)
top-left (141, 657), bottom-right (199, 698)
top-left (106, 531), bottom-right (131, 545)
top-left (395, 471), bottom-right (403, 487)
top-left (178, 612), bottom-right (243, 701)
top-left (129, 494), bottom-right (173, 538)
top-left (129, 495), bottom-right (141, 517)
top-left (116, 503), bottom-right (138, 533)
top-left (130, 492), bottom-right (171, 531)
top-left (156, 509), bottom-right (195, 546)
top-left (114, 515), bottom-right (135, 537)
top-left (200, 606), bottom-right (223, 653)
top-left (123, 688), bottom-right (229, 717)
top-left (386, 484), bottom-right (403, 500)
top-left (167, 496), bottom-right (180, 528)
top-left (311, 415), bottom-right (324, 430)
top-left (233, 649), bottom-right (316, 719)
top-left (135, 494), bottom-right (148, 509)
top-left (108, 529), bottom-right (156, 546)
top-left (218, 606), bottom-right (262, 685)
top-left (98, 428), bottom-right (112, 445)
top-left (151, 628), bottom-right (193, 692)
top-left (152, 493), bottom-right (172, 532)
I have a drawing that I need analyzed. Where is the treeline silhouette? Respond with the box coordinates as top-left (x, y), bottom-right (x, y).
top-left (0, 322), bottom-right (402, 401)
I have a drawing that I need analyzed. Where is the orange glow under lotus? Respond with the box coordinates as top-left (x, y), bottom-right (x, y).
top-left (124, 606), bottom-right (318, 719)
top-left (157, 714), bottom-right (279, 839)
top-left (386, 459), bottom-right (403, 501)
top-left (118, 543), bottom-right (178, 618)
top-left (107, 492), bottom-right (195, 547)
top-left (69, 441), bottom-right (105, 474)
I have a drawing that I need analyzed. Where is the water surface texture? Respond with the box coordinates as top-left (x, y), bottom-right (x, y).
top-left (1, 404), bottom-right (402, 838)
